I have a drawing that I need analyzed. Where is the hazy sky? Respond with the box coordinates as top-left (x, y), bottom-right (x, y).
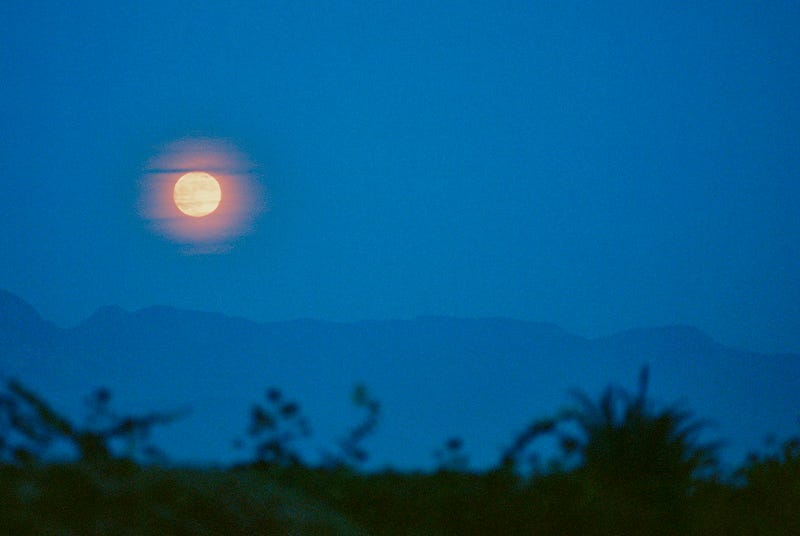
top-left (1, 1), bottom-right (798, 353)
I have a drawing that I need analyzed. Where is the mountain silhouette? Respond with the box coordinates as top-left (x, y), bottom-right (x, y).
top-left (0, 289), bottom-right (58, 345)
top-left (1, 289), bottom-right (797, 470)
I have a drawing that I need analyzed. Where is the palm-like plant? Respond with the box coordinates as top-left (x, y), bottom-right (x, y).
top-left (566, 369), bottom-right (718, 507)
top-left (505, 367), bottom-right (720, 532)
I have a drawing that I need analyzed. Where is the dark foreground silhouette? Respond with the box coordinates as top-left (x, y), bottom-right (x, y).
top-left (0, 369), bottom-right (797, 535)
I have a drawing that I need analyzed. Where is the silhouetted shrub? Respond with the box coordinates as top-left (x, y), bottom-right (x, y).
top-left (0, 380), bottom-right (186, 464)
top-left (241, 387), bottom-right (311, 467)
top-left (3, 369), bottom-right (799, 534)
top-left (502, 367), bottom-right (720, 534)
top-left (322, 383), bottom-right (381, 468)
top-left (733, 432), bottom-right (800, 533)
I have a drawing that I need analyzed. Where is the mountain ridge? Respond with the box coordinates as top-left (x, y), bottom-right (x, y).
top-left (1, 289), bottom-right (797, 470)
top-left (2, 289), bottom-right (751, 354)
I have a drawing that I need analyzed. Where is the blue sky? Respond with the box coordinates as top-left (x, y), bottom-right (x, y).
top-left (1, 1), bottom-right (798, 353)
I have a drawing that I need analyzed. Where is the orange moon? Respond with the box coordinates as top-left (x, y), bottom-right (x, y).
top-left (141, 137), bottom-right (262, 250)
top-left (173, 172), bottom-right (222, 217)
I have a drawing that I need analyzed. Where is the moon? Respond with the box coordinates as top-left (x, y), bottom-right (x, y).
top-left (173, 172), bottom-right (222, 217)
top-left (141, 138), bottom-right (261, 250)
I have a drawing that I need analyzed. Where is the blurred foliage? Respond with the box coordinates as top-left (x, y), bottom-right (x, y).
top-left (0, 381), bottom-right (187, 464)
top-left (0, 462), bottom-right (365, 535)
top-left (0, 370), bottom-right (798, 535)
top-left (433, 436), bottom-right (469, 472)
top-left (237, 387), bottom-right (311, 467)
top-left (322, 383), bottom-right (381, 468)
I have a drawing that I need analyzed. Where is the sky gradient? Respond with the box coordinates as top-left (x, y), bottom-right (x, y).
top-left (1, 1), bottom-right (799, 353)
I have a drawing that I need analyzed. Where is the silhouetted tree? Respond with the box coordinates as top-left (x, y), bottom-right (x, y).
top-left (579, 369), bottom-right (714, 478)
top-left (2, 369), bottom-right (800, 534)
top-left (734, 431), bottom-right (800, 533)
top-left (243, 387), bottom-right (311, 466)
top-left (330, 383), bottom-right (380, 467)
top-left (504, 367), bottom-right (720, 533)
top-left (500, 417), bottom-right (556, 472)
top-left (0, 380), bottom-right (186, 463)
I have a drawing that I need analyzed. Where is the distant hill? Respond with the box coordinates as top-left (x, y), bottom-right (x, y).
top-left (1, 289), bottom-right (798, 469)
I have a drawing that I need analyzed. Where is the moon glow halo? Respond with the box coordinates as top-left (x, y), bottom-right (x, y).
top-left (140, 138), bottom-right (261, 251)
